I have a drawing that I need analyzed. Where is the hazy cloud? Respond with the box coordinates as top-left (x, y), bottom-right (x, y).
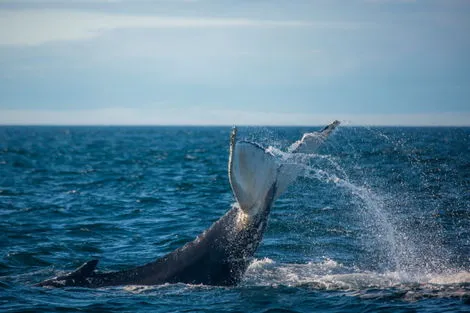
top-left (0, 9), bottom-right (360, 46)
top-left (0, 2), bottom-right (468, 126)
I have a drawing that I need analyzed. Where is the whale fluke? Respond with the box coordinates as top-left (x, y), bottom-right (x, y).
top-left (274, 120), bottom-right (341, 198)
top-left (229, 127), bottom-right (278, 216)
top-left (288, 120), bottom-right (340, 154)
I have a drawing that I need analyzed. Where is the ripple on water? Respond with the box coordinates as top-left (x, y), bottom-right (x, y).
top-left (0, 126), bottom-right (469, 312)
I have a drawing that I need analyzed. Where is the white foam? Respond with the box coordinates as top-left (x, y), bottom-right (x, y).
top-left (428, 271), bottom-right (470, 285)
top-left (243, 258), bottom-right (470, 294)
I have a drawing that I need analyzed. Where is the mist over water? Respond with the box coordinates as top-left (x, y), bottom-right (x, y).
top-left (1, 126), bottom-right (469, 312)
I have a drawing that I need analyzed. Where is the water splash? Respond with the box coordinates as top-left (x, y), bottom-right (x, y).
top-left (243, 257), bottom-right (470, 300)
top-left (270, 140), bottom-right (459, 282)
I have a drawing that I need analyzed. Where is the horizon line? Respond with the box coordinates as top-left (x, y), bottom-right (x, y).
top-left (0, 123), bottom-right (469, 128)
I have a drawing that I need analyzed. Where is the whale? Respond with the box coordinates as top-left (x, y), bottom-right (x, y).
top-left (36, 121), bottom-right (340, 288)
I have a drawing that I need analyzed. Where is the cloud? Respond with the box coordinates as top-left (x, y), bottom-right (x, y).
top-left (0, 9), bottom-right (359, 46)
top-left (0, 108), bottom-right (469, 126)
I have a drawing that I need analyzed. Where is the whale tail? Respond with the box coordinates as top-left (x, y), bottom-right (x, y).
top-left (36, 122), bottom-right (340, 288)
top-left (228, 121), bottom-right (340, 213)
top-left (228, 127), bottom-right (279, 215)
top-left (288, 120), bottom-right (340, 154)
top-left (277, 120), bottom-right (341, 195)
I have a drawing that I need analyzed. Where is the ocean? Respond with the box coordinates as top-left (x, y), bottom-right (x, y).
top-left (0, 125), bottom-right (469, 312)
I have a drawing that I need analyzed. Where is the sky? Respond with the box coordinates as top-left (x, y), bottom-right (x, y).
top-left (0, 0), bottom-right (469, 126)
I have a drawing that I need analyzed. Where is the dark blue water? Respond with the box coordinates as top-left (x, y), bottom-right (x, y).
top-left (1, 126), bottom-right (469, 312)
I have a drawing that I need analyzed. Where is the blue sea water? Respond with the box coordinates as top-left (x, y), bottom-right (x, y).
top-left (0, 125), bottom-right (469, 312)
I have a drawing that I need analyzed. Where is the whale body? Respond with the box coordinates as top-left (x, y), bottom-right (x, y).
top-left (37, 122), bottom-right (339, 288)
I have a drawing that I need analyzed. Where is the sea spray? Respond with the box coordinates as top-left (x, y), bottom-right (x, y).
top-left (245, 139), bottom-right (470, 294)
top-left (270, 135), bottom-right (453, 281)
